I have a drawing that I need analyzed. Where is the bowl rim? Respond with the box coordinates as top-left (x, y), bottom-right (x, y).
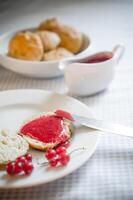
top-left (0, 27), bottom-right (91, 64)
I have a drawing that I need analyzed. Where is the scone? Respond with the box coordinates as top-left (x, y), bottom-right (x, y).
top-left (37, 31), bottom-right (61, 51)
top-left (19, 112), bottom-right (72, 151)
top-left (43, 47), bottom-right (73, 61)
top-left (0, 130), bottom-right (29, 165)
top-left (39, 18), bottom-right (60, 32)
top-left (56, 25), bottom-right (83, 54)
top-left (8, 31), bottom-right (43, 61)
top-left (38, 18), bottom-right (83, 53)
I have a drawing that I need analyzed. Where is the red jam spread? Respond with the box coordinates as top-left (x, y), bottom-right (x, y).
top-left (82, 52), bottom-right (113, 63)
top-left (20, 115), bottom-right (69, 143)
top-left (55, 110), bottom-right (74, 121)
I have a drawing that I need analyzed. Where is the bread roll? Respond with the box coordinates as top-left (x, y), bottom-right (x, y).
top-left (39, 18), bottom-right (60, 31)
top-left (8, 32), bottom-right (43, 61)
top-left (38, 18), bottom-right (83, 53)
top-left (37, 31), bottom-right (60, 51)
top-left (43, 47), bottom-right (73, 61)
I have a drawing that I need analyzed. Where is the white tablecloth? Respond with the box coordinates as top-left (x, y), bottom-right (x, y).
top-left (0, 0), bottom-right (133, 199)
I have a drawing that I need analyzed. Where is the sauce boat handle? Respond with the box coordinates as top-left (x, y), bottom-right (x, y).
top-left (112, 44), bottom-right (125, 64)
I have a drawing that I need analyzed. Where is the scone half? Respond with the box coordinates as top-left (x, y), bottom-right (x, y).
top-left (19, 112), bottom-right (73, 151)
top-left (0, 130), bottom-right (29, 165)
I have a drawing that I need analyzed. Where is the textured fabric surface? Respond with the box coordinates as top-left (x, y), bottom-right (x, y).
top-left (0, 0), bottom-right (133, 199)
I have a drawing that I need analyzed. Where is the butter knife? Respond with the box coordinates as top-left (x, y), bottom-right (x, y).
top-left (72, 114), bottom-right (133, 137)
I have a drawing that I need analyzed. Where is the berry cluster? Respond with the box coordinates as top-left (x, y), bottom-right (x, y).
top-left (6, 153), bottom-right (33, 175)
top-left (45, 146), bottom-right (70, 167)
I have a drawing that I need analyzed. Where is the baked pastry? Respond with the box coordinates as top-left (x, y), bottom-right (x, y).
top-left (19, 112), bottom-right (72, 150)
top-left (37, 31), bottom-right (61, 51)
top-left (56, 25), bottom-right (83, 54)
top-left (0, 130), bottom-right (29, 165)
top-left (39, 18), bottom-right (60, 32)
top-left (43, 47), bottom-right (73, 61)
top-left (8, 31), bottom-right (43, 61)
top-left (38, 18), bottom-right (83, 53)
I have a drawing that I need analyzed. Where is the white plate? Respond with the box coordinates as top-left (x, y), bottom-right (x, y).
top-left (0, 89), bottom-right (99, 188)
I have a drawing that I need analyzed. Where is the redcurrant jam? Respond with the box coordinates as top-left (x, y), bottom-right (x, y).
top-left (55, 110), bottom-right (73, 121)
top-left (82, 52), bottom-right (113, 64)
top-left (20, 115), bottom-right (68, 143)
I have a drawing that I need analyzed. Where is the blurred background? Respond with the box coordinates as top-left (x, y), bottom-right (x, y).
top-left (0, 0), bottom-right (132, 51)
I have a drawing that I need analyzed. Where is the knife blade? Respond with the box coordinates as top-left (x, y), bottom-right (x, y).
top-left (72, 114), bottom-right (133, 138)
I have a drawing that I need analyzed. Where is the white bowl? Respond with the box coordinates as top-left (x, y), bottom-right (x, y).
top-left (0, 28), bottom-right (91, 78)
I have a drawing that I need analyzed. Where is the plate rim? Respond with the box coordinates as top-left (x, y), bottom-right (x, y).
top-left (0, 89), bottom-right (100, 189)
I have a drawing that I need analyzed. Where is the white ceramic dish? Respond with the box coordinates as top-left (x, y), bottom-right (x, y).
top-left (0, 89), bottom-right (99, 189)
top-left (60, 44), bottom-right (125, 96)
top-left (0, 29), bottom-right (91, 78)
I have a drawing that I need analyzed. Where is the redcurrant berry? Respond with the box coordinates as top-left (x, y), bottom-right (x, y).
top-left (49, 158), bottom-right (58, 167)
top-left (56, 146), bottom-right (66, 155)
top-left (23, 161), bottom-right (33, 175)
top-left (59, 154), bottom-right (70, 166)
top-left (14, 161), bottom-right (23, 174)
top-left (45, 149), bottom-right (56, 161)
top-left (16, 156), bottom-right (26, 164)
top-left (25, 153), bottom-right (32, 162)
top-left (6, 162), bottom-right (15, 175)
